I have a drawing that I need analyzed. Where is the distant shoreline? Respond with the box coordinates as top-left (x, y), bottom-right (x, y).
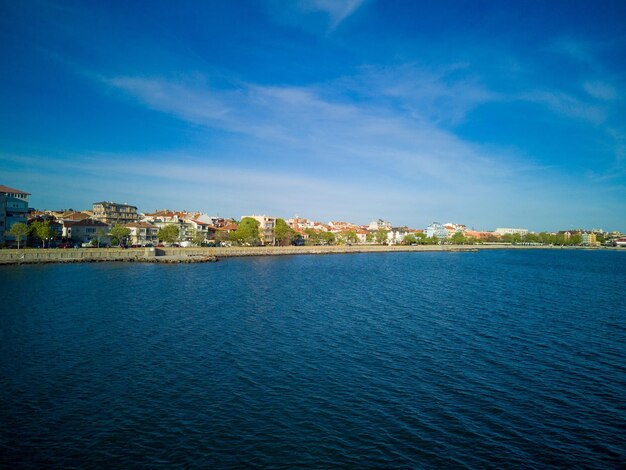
top-left (0, 244), bottom-right (620, 266)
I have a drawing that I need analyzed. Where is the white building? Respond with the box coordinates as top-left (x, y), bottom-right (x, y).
top-left (387, 227), bottom-right (411, 244)
top-left (426, 222), bottom-right (448, 240)
top-left (123, 221), bottom-right (159, 246)
top-left (368, 219), bottom-right (392, 231)
top-left (495, 228), bottom-right (529, 236)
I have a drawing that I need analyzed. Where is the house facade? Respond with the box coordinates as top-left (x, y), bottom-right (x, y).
top-left (581, 232), bottom-right (598, 246)
top-left (187, 219), bottom-right (217, 243)
top-left (123, 222), bottom-right (159, 245)
top-left (387, 227), bottom-right (412, 244)
top-left (66, 219), bottom-right (110, 245)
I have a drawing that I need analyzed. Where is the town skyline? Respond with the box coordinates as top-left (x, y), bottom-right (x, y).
top-left (1, 1), bottom-right (626, 232)
top-left (11, 185), bottom-right (619, 235)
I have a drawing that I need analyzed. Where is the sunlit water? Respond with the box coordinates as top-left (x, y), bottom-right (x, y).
top-left (1, 250), bottom-right (625, 468)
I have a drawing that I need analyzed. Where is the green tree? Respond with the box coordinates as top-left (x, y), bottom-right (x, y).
top-left (275, 218), bottom-right (296, 246)
top-left (484, 233), bottom-right (500, 243)
top-left (570, 234), bottom-right (583, 246)
top-left (157, 224), bottom-right (180, 244)
top-left (320, 231), bottom-right (335, 245)
top-left (403, 234), bottom-right (418, 245)
top-left (110, 225), bottom-right (131, 246)
top-left (450, 231), bottom-right (466, 245)
top-left (94, 228), bottom-right (108, 247)
top-left (525, 232), bottom-right (539, 243)
top-left (414, 232), bottom-right (427, 244)
top-left (342, 230), bottom-right (357, 244)
top-left (215, 229), bottom-right (230, 244)
top-left (191, 229), bottom-right (206, 246)
top-left (31, 220), bottom-right (54, 248)
top-left (374, 228), bottom-right (389, 245)
top-left (426, 235), bottom-right (439, 245)
top-left (230, 217), bottom-right (261, 246)
top-left (304, 228), bottom-right (321, 245)
top-left (8, 222), bottom-right (29, 249)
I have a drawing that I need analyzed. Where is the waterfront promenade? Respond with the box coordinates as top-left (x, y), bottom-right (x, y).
top-left (0, 244), bottom-right (611, 265)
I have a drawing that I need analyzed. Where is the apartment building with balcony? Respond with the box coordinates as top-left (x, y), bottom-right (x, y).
top-left (426, 222), bottom-right (448, 240)
top-left (92, 201), bottom-right (139, 226)
top-left (0, 185), bottom-right (30, 246)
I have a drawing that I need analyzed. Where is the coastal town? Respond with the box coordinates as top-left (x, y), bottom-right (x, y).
top-left (1, 184), bottom-right (625, 249)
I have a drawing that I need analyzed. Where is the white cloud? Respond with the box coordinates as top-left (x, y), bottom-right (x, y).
top-left (583, 81), bottom-right (618, 100)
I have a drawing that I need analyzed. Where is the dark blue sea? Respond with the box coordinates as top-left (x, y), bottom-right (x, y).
top-left (1, 250), bottom-right (625, 468)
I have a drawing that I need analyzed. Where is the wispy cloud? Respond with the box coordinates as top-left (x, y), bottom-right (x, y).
top-left (583, 81), bottom-right (618, 101)
top-left (303, 0), bottom-right (366, 29)
top-left (343, 64), bottom-right (500, 125)
top-left (518, 90), bottom-right (607, 124)
top-left (105, 69), bottom-right (532, 188)
top-left (266, 0), bottom-right (366, 33)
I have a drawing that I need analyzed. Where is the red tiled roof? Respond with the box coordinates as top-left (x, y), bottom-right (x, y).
top-left (0, 185), bottom-right (30, 195)
top-left (68, 219), bottom-right (109, 227)
top-left (67, 212), bottom-right (91, 221)
top-left (123, 222), bottom-right (156, 228)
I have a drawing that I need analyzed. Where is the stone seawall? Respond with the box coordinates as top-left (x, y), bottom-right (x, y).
top-left (0, 244), bottom-right (607, 265)
top-left (0, 247), bottom-right (156, 264)
top-left (156, 245), bottom-right (484, 259)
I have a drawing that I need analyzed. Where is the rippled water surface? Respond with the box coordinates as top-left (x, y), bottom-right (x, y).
top-left (1, 250), bottom-right (625, 468)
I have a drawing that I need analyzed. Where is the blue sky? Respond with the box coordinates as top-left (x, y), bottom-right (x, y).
top-left (1, 0), bottom-right (625, 231)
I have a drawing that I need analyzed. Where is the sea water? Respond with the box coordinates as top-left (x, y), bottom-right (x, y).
top-left (1, 250), bottom-right (625, 467)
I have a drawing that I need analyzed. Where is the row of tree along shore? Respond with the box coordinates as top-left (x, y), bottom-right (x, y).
top-left (4, 215), bottom-right (619, 250)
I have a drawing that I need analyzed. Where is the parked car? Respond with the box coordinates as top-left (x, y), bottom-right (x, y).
top-left (57, 243), bottom-right (73, 249)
